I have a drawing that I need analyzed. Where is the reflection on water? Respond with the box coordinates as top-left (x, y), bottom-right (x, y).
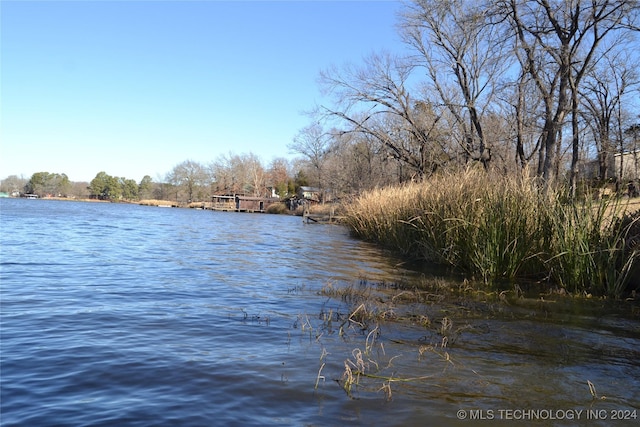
top-left (1, 198), bottom-right (639, 426)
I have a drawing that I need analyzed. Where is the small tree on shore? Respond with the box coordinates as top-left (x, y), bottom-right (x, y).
top-left (168, 160), bottom-right (208, 202)
top-left (89, 172), bottom-right (122, 200)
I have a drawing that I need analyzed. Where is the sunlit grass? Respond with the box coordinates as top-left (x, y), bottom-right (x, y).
top-left (138, 199), bottom-right (176, 207)
top-left (343, 169), bottom-right (639, 298)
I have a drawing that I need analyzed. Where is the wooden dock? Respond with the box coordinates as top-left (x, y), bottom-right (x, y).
top-left (302, 205), bottom-right (344, 224)
top-left (209, 195), bottom-right (280, 213)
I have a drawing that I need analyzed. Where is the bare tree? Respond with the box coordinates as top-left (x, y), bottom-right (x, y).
top-left (319, 51), bottom-right (453, 178)
top-left (244, 153), bottom-right (267, 197)
top-left (289, 122), bottom-right (331, 189)
top-left (495, 0), bottom-right (638, 189)
top-left (294, 0), bottom-right (638, 194)
top-left (318, 130), bottom-right (398, 195)
top-left (209, 152), bottom-right (266, 196)
top-left (400, 0), bottom-right (509, 168)
top-left (0, 175), bottom-right (27, 195)
top-left (209, 154), bottom-right (235, 194)
top-left (582, 48), bottom-right (639, 182)
top-left (495, 64), bottom-right (547, 173)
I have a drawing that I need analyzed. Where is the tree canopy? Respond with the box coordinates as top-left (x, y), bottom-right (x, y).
top-left (25, 172), bottom-right (71, 197)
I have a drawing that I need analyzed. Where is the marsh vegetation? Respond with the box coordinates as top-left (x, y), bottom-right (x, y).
top-left (343, 169), bottom-right (640, 299)
top-left (295, 272), bottom-right (639, 404)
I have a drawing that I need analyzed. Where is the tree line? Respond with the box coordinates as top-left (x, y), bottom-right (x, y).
top-left (0, 153), bottom-right (311, 203)
top-left (298, 0), bottom-right (640, 196)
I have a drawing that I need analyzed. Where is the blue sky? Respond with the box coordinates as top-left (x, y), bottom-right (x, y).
top-left (1, 0), bottom-right (406, 183)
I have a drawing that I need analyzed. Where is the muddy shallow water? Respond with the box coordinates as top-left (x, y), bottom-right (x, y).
top-left (1, 198), bottom-right (638, 426)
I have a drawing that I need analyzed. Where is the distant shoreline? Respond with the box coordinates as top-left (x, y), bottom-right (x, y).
top-left (5, 196), bottom-right (174, 206)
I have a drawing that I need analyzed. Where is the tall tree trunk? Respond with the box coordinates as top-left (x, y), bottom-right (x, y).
top-left (569, 84), bottom-right (580, 198)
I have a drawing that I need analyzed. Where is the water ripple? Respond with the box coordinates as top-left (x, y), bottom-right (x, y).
top-left (2, 199), bottom-right (639, 426)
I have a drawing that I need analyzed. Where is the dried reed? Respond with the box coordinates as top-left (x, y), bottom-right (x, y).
top-left (344, 169), bottom-right (638, 298)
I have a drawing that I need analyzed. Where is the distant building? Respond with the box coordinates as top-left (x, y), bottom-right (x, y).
top-left (578, 151), bottom-right (640, 182)
top-left (299, 186), bottom-right (322, 202)
top-left (298, 186), bottom-right (334, 204)
top-left (614, 151), bottom-right (640, 181)
top-left (235, 195), bottom-right (280, 212)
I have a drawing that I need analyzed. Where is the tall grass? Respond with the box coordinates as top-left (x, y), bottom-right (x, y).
top-left (343, 169), bottom-right (639, 298)
top-left (539, 193), bottom-right (635, 296)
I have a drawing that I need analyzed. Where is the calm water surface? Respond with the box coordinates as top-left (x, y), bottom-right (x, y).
top-left (1, 199), bottom-right (639, 426)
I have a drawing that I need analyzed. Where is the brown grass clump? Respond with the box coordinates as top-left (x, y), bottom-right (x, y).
top-left (266, 202), bottom-right (288, 214)
top-left (138, 199), bottom-right (176, 207)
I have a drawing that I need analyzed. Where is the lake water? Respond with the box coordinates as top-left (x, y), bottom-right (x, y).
top-left (1, 198), bottom-right (639, 426)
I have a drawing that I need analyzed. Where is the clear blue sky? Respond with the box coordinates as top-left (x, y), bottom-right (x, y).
top-left (1, 0), bottom-right (406, 183)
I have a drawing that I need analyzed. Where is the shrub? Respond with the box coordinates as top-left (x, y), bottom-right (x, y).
top-left (266, 202), bottom-right (288, 214)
